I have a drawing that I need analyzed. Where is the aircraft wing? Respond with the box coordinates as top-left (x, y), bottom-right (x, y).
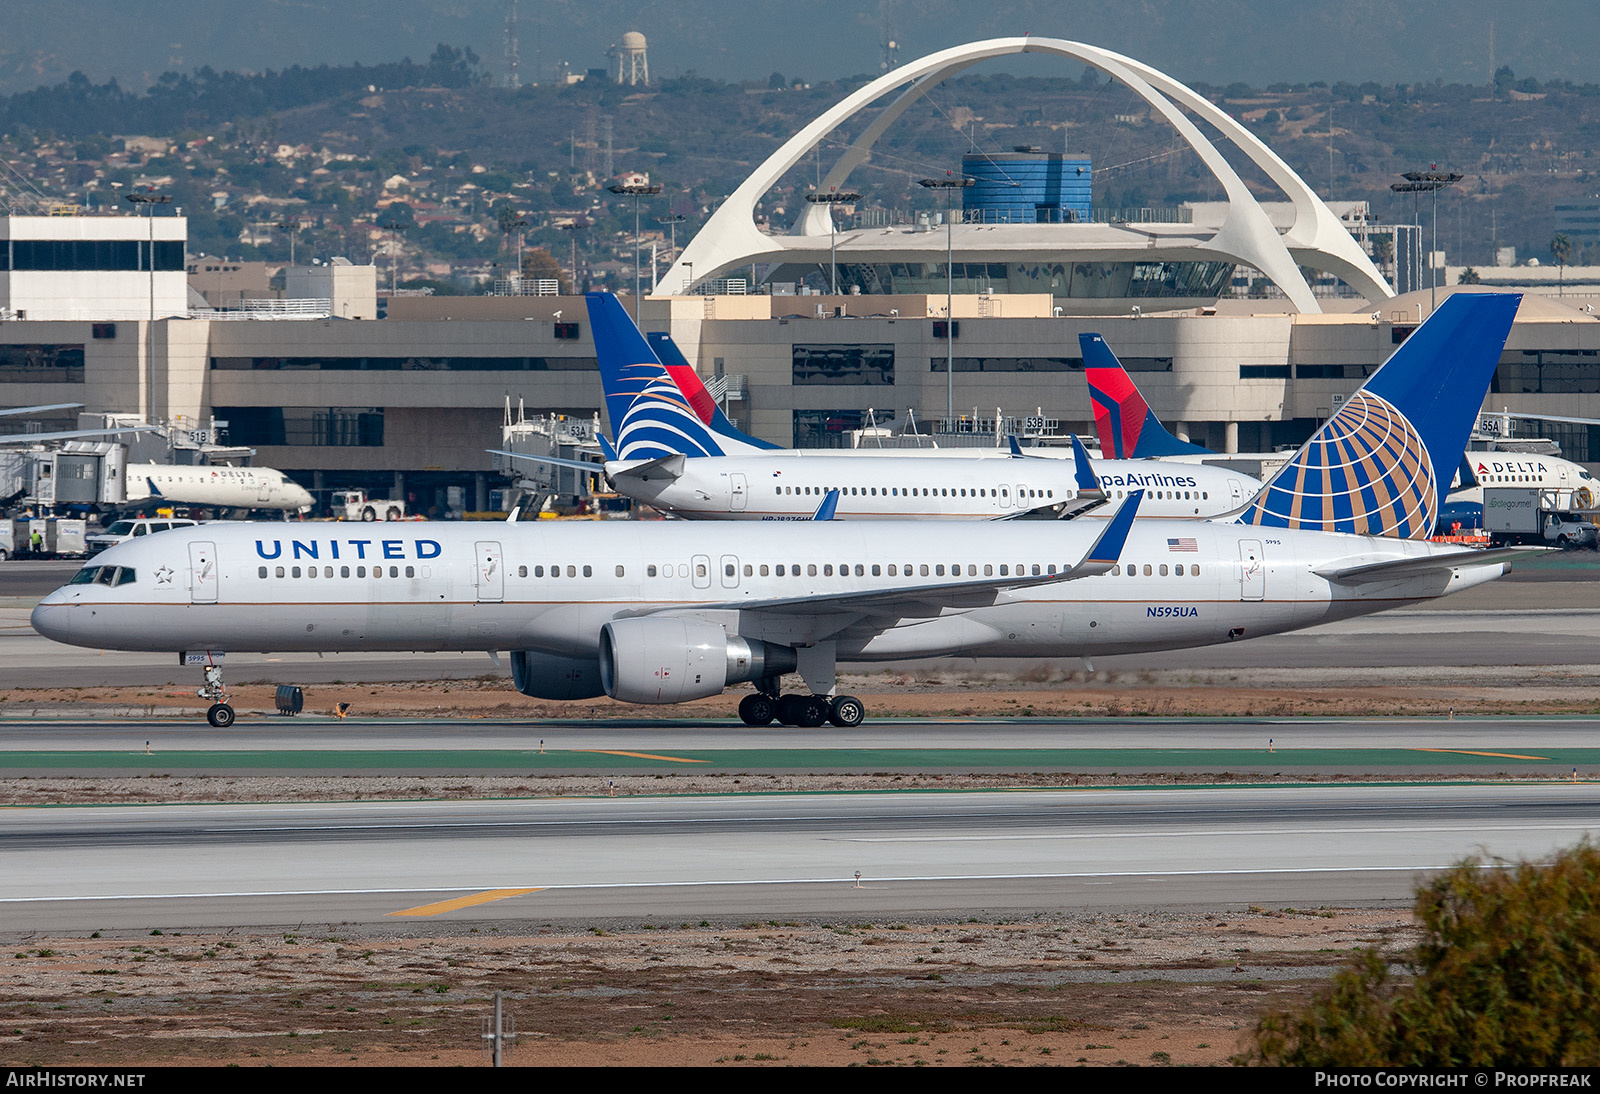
top-left (490, 448), bottom-right (607, 474)
top-left (0, 403), bottom-right (84, 417)
top-left (0, 426), bottom-right (158, 445)
top-left (1313, 547), bottom-right (1536, 585)
top-left (619, 492), bottom-right (1143, 635)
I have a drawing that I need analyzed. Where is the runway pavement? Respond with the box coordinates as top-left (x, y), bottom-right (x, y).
top-left (2, 784), bottom-right (1594, 930)
top-left (2, 714), bottom-right (1599, 775)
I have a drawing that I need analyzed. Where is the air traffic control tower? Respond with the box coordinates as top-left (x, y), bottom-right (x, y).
top-left (962, 150), bottom-right (1091, 224)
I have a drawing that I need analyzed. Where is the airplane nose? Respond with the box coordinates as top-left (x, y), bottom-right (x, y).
top-left (30, 601), bottom-right (73, 643)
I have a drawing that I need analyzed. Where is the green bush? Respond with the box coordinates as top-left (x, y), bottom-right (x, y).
top-left (1249, 842), bottom-right (1600, 1066)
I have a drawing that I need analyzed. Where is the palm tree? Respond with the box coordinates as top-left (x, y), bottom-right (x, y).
top-left (1551, 233), bottom-right (1574, 297)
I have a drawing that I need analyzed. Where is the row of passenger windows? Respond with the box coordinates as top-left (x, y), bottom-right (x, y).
top-left (259, 564), bottom-right (426, 579)
top-left (1111, 563), bottom-right (1200, 577)
top-left (1111, 489), bottom-right (1208, 500)
top-left (776, 485), bottom-right (1056, 500)
top-left (253, 559), bottom-right (1200, 582)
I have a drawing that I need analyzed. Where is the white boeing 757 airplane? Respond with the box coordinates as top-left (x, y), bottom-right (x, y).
top-left (498, 294), bottom-right (1261, 520)
top-left (32, 294), bottom-right (1524, 729)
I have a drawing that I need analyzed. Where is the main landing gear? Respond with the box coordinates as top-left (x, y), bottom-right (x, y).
top-left (737, 689), bottom-right (865, 728)
top-left (197, 663), bottom-right (235, 728)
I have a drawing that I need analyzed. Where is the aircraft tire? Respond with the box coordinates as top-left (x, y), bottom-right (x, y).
top-left (828, 695), bottom-right (865, 728)
top-left (207, 703), bottom-right (235, 728)
top-left (361, 507), bottom-right (376, 522)
top-left (775, 694), bottom-right (807, 726)
top-left (738, 694), bottom-right (777, 726)
top-left (796, 696), bottom-right (830, 728)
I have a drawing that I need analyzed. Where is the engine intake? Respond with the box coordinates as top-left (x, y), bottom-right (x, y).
top-left (598, 618), bottom-right (797, 704)
top-left (510, 649), bottom-right (606, 700)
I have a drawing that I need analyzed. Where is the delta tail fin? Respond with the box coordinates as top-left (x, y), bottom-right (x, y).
top-left (645, 331), bottom-right (781, 452)
top-left (1081, 333), bottom-right (1213, 459)
top-left (585, 292), bottom-right (730, 460)
top-left (1237, 293), bottom-right (1522, 539)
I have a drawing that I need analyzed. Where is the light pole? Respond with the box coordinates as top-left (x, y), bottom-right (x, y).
top-left (607, 181), bottom-right (662, 318)
top-left (1391, 169), bottom-right (1461, 313)
top-left (804, 189), bottom-right (861, 295)
top-left (123, 190), bottom-right (171, 422)
top-left (559, 218), bottom-right (590, 292)
top-left (918, 176), bottom-right (973, 426)
top-left (655, 213), bottom-right (687, 291)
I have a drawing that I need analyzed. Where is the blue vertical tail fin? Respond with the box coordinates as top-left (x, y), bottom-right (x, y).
top-left (584, 292), bottom-right (730, 459)
top-left (1238, 293), bottom-right (1522, 539)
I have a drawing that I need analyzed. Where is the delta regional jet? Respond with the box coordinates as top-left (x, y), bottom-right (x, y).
top-left (33, 295), bottom-right (1525, 729)
top-left (500, 293), bottom-right (1262, 521)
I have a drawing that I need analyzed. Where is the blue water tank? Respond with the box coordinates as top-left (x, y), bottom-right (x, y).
top-left (961, 151), bottom-right (1091, 224)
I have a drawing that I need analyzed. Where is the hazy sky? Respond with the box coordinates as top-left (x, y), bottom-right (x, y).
top-left (1, 1), bottom-right (1591, 95)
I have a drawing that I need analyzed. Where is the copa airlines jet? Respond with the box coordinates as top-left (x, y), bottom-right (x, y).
top-left (126, 463), bottom-right (314, 512)
top-left (33, 294), bottom-right (1523, 729)
top-left (501, 294), bottom-right (1262, 521)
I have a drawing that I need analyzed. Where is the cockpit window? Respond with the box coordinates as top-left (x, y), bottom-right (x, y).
top-left (95, 567), bottom-right (116, 586)
top-left (68, 566), bottom-right (99, 585)
top-left (115, 568), bottom-right (136, 586)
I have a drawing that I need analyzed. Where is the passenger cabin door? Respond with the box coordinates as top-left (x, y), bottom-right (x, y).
top-left (188, 541), bottom-right (218, 604)
top-left (257, 475), bottom-right (273, 503)
top-left (475, 541), bottom-right (504, 602)
top-left (1238, 539), bottom-right (1265, 601)
top-left (730, 473), bottom-right (747, 511)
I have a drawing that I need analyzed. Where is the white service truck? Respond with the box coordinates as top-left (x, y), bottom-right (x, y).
top-left (331, 490), bottom-right (406, 522)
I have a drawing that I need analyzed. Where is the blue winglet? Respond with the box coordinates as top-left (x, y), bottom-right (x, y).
top-left (1008, 434), bottom-right (1025, 457)
top-left (812, 487), bottom-right (839, 521)
top-left (1068, 434), bottom-right (1101, 495)
top-left (146, 477), bottom-right (163, 497)
top-left (1084, 489), bottom-right (1143, 566)
top-left (597, 433), bottom-right (619, 462)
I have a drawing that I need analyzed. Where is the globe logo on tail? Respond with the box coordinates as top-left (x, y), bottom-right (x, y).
top-left (1241, 390), bottom-right (1437, 539)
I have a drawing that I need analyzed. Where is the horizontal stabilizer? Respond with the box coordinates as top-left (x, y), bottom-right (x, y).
top-left (608, 452), bottom-right (686, 482)
top-left (1313, 547), bottom-right (1533, 585)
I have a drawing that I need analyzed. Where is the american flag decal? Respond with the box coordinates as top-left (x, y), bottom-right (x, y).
top-left (1166, 537), bottom-right (1198, 552)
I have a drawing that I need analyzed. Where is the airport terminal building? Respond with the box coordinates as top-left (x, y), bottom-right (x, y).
top-left (3, 37), bottom-right (1599, 515)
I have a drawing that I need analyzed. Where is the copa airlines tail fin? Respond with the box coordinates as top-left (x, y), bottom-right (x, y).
top-left (1238, 293), bottom-right (1522, 539)
top-left (586, 292), bottom-right (735, 460)
top-left (1081, 333), bottom-right (1213, 459)
top-left (645, 331), bottom-right (782, 452)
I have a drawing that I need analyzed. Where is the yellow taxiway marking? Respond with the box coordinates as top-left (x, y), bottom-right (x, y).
top-left (1411, 748), bottom-right (1551, 761)
top-left (388, 888), bottom-right (543, 917)
top-left (579, 749), bottom-right (710, 764)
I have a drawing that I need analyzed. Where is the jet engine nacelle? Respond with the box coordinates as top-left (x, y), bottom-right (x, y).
top-left (598, 618), bottom-right (797, 704)
top-left (510, 649), bottom-right (606, 700)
